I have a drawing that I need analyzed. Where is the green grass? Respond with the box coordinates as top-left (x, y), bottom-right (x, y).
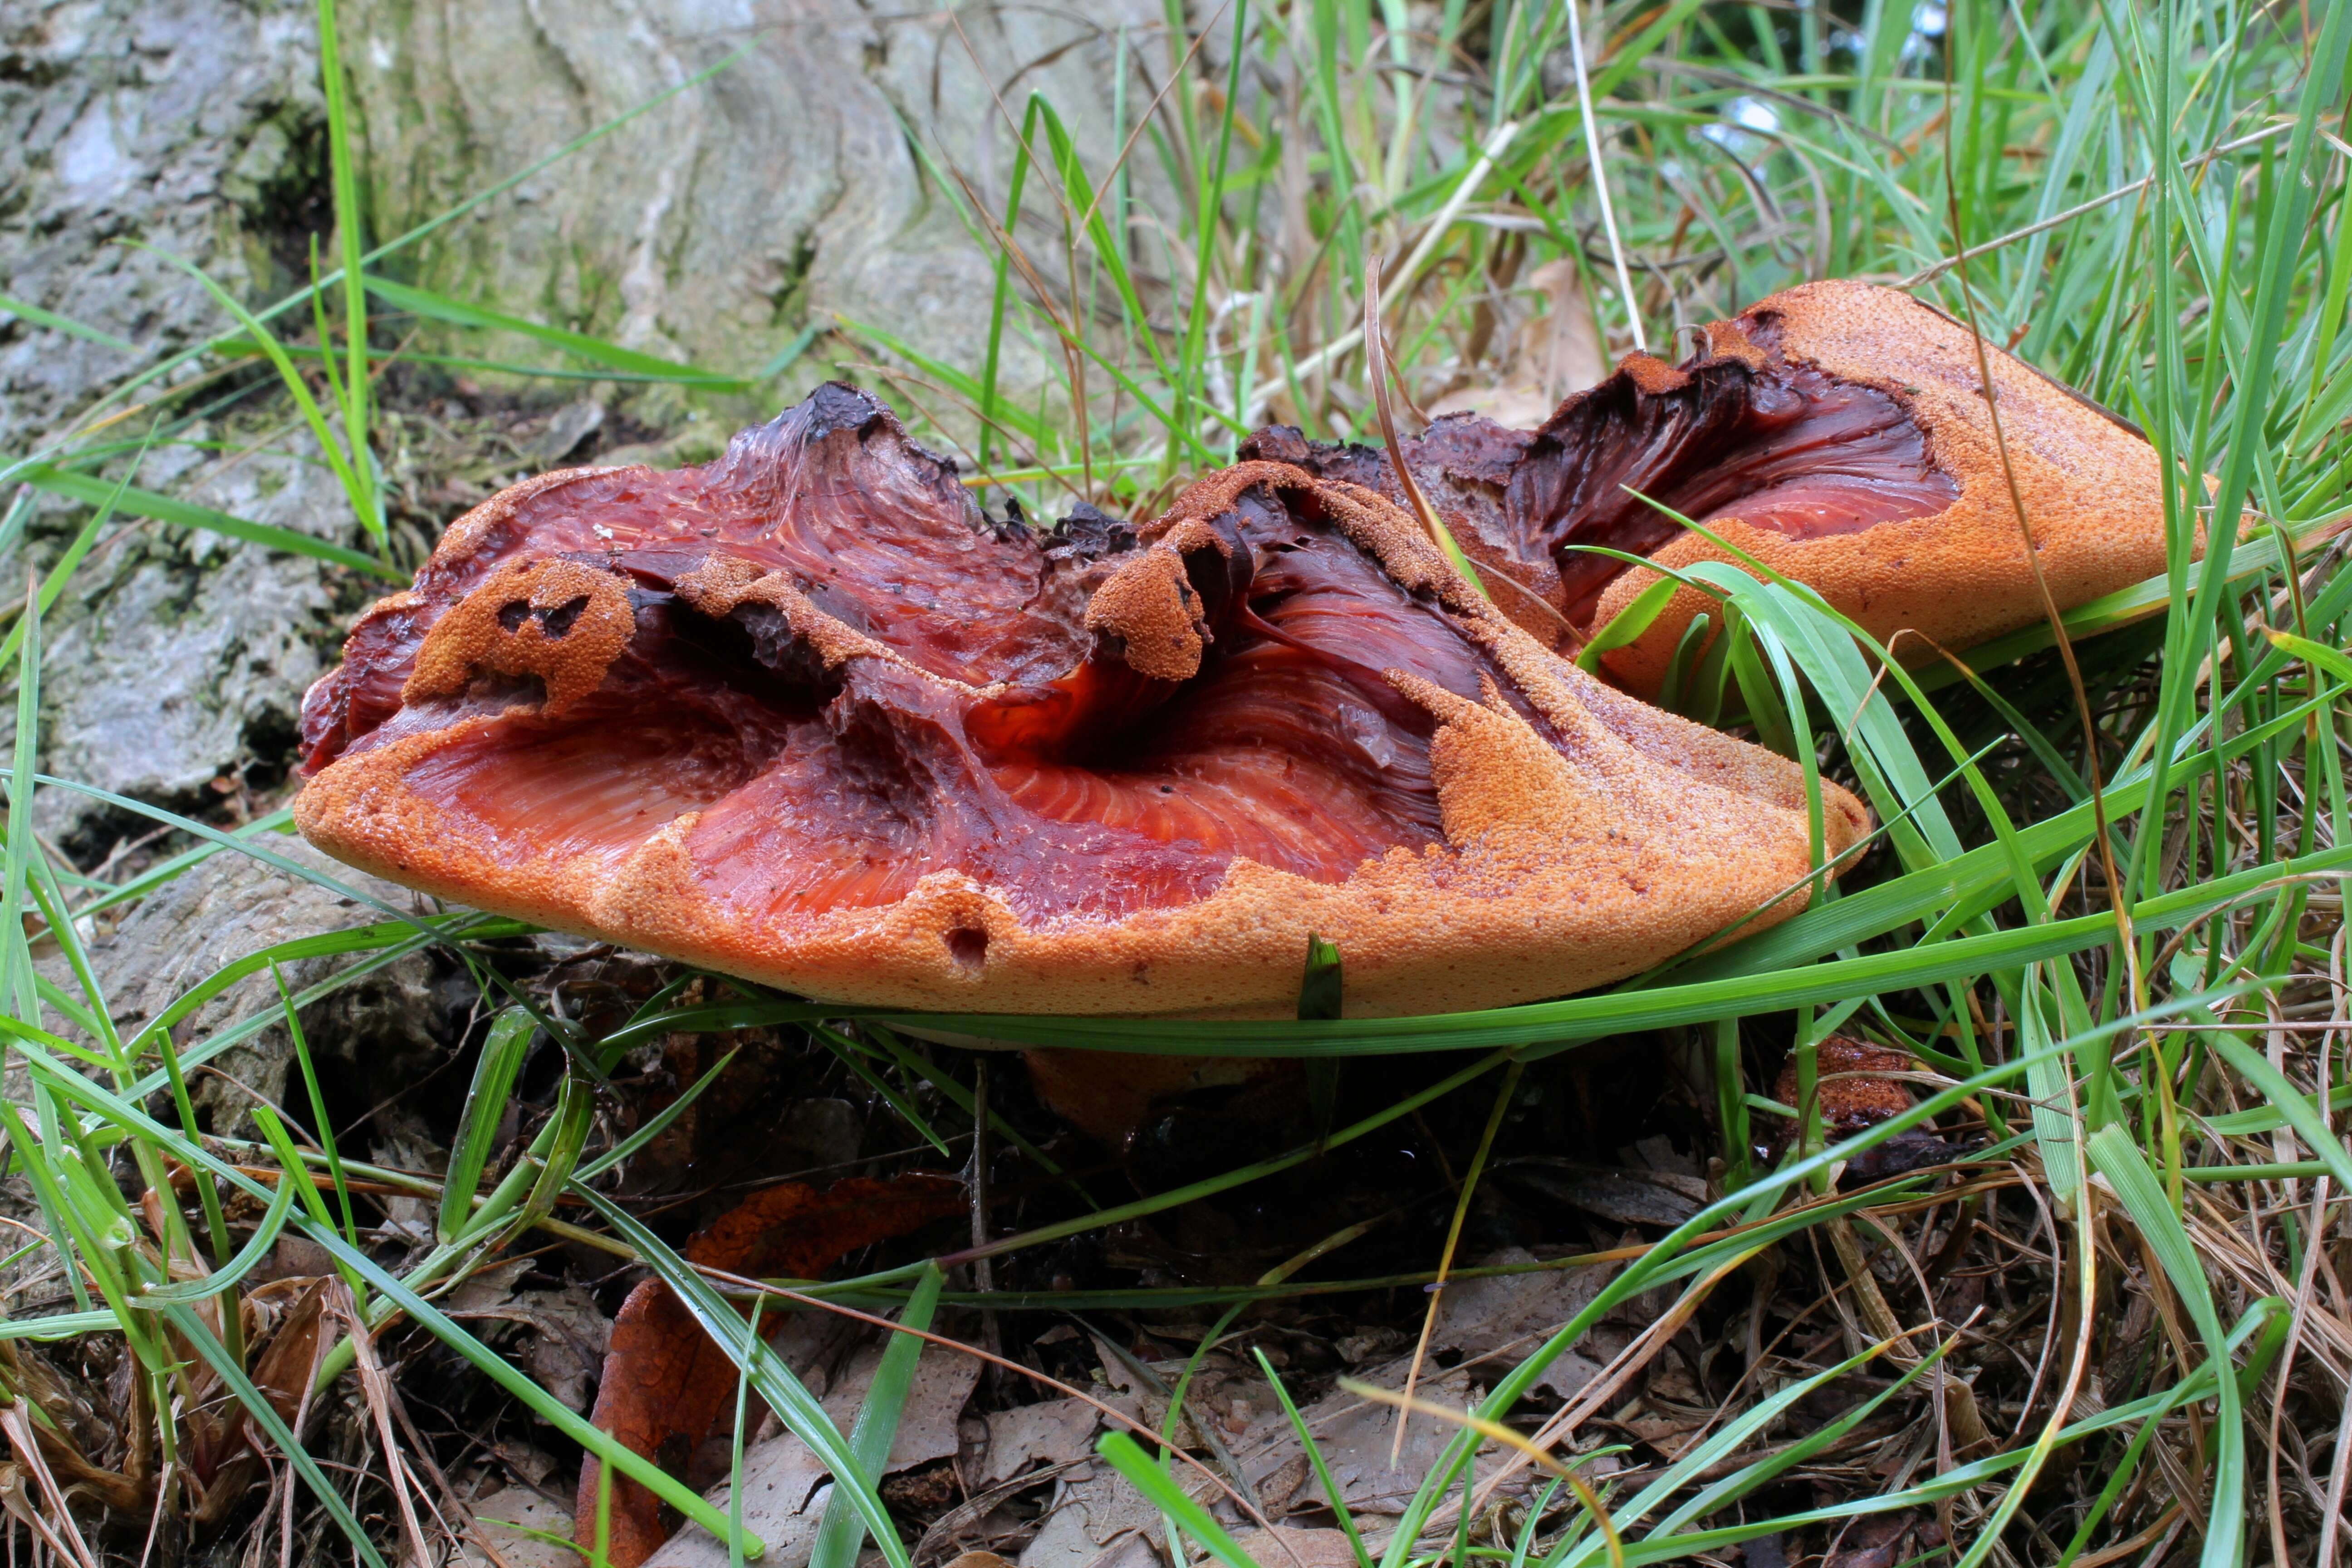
top-left (0, 0), bottom-right (2348, 1564)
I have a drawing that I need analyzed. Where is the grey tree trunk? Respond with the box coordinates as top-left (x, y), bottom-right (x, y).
top-left (344, 0), bottom-right (1159, 418)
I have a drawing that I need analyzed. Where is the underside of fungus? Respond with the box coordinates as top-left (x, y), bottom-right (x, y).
top-left (1256, 279), bottom-right (2171, 693)
top-left (297, 383), bottom-right (1867, 1017)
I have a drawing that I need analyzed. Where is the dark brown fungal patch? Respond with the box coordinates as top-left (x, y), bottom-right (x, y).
top-left (403, 556), bottom-right (638, 715)
top-left (1506, 351), bottom-right (1958, 622)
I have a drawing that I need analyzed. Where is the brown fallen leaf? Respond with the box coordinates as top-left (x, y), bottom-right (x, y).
top-left (1216, 1528), bottom-right (1360, 1568)
top-left (1427, 259), bottom-right (1606, 428)
top-left (1432, 1247), bottom-right (1613, 1401)
top-left (970, 1398), bottom-right (1101, 1488)
top-left (1824, 1511), bottom-right (1924, 1568)
top-left (446, 1259), bottom-right (614, 1412)
top-left (576, 1172), bottom-right (965, 1568)
top-left (1494, 1159), bottom-right (1706, 1228)
top-left (0, 1339), bottom-right (147, 1519)
top-left (460, 1484), bottom-right (580, 1568)
top-left (645, 1335), bottom-right (979, 1568)
top-left (176, 1277), bottom-right (333, 1529)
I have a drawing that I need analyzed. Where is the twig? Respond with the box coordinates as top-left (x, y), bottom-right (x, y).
top-left (1392, 1059), bottom-right (1521, 1462)
top-left (333, 1286), bottom-right (436, 1568)
top-left (1565, 0), bottom-right (1644, 351)
top-left (966, 1055), bottom-right (1002, 1374)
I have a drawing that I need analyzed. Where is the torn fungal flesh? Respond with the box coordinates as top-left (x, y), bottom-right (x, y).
top-left (297, 382), bottom-right (1867, 1016)
top-left (1249, 279), bottom-right (2169, 693)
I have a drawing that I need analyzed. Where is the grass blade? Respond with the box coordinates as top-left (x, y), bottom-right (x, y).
top-left (20, 466), bottom-right (403, 579)
top-left (438, 1005), bottom-right (537, 1243)
top-left (807, 1263), bottom-right (947, 1568)
top-left (0, 291), bottom-right (134, 352)
top-left (367, 277), bottom-right (746, 387)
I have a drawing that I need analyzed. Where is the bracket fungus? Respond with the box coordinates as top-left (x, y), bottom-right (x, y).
top-left (297, 383), bottom-right (1865, 1024)
top-left (1250, 279), bottom-right (2171, 694)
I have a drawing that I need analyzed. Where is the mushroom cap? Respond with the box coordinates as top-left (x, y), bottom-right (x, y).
top-left (1586, 281), bottom-right (2168, 691)
top-left (295, 384), bottom-right (1867, 1017)
top-left (1247, 281), bottom-right (2169, 698)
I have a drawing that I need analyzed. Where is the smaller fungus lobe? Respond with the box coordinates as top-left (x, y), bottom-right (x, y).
top-left (1248, 279), bottom-right (2171, 694)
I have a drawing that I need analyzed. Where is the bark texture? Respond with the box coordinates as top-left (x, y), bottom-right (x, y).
top-left (344, 0), bottom-right (1158, 408)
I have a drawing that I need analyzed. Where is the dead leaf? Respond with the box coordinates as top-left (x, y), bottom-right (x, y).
top-left (0, 1454), bottom-right (91, 1568)
top-left (1024, 1264), bottom-right (1616, 1568)
top-left (578, 1173), bottom-right (965, 1568)
top-left (177, 1276), bottom-right (331, 1524)
top-left (1495, 1161), bottom-right (1705, 1228)
top-left (1427, 260), bottom-right (1606, 429)
top-left (1019, 1465), bottom-right (1168, 1568)
top-left (1520, 260), bottom-right (1607, 405)
top-left (1423, 382), bottom-right (1556, 428)
top-left (459, 1483), bottom-right (578, 1568)
top-left (0, 1345), bottom-right (145, 1516)
top-left (445, 1260), bottom-right (614, 1412)
top-left (535, 399), bottom-right (606, 463)
top-left (1216, 1529), bottom-right (1358, 1568)
top-left (973, 1399), bottom-right (1101, 1488)
top-left (641, 1337), bottom-right (980, 1568)
top-left (921, 1455), bottom-right (1093, 1566)
top-left (1333, 1328), bottom-right (1407, 1366)
top-left (1824, 1512), bottom-right (1921, 1568)
top-left (1615, 1403), bottom-right (1704, 1450)
top-left (1434, 1248), bottom-right (1612, 1401)
top-left (1254, 1453), bottom-right (1309, 1514)
top-left (1072, 1536), bottom-right (1160, 1568)
top-left (0, 1405), bottom-right (100, 1568)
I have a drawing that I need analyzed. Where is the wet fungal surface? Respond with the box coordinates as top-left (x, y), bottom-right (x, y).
top-left (298, 382), bottom-right (1867, 1016)
top-left (306, 387), bottom-right (1481, 922)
